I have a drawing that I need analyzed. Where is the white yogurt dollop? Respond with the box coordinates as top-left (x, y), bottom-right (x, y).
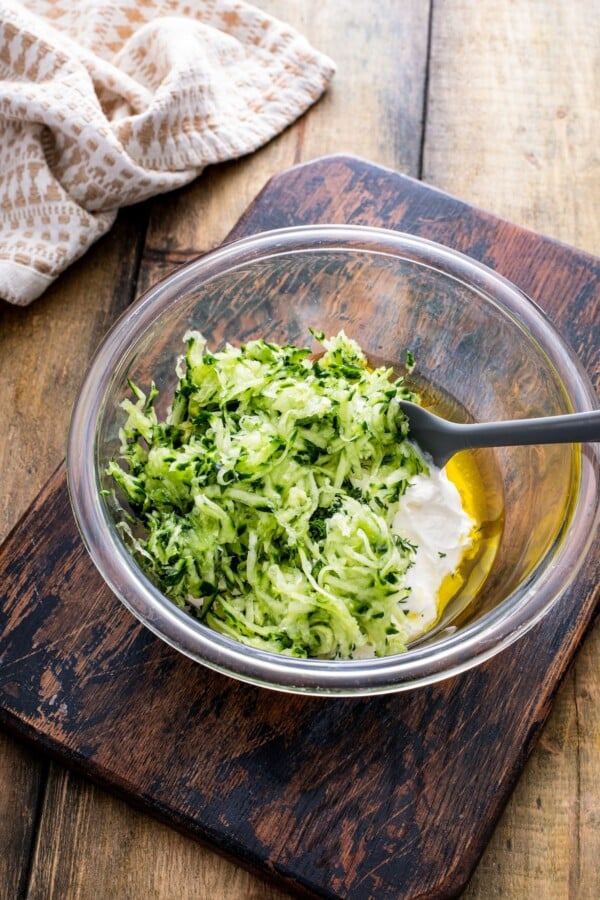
top-left (392, 466), bottom-right (475, 640)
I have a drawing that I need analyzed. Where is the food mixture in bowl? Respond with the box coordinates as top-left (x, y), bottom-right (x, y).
top-left (106, 330), bottom-right (500, 658)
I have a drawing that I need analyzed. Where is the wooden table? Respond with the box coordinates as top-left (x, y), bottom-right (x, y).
top-left (1, 2), bottom-right (598, 898)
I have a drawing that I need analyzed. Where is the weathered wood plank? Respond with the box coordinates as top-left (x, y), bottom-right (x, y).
top-left (424, 2), bottom-right (600, 897)
top-left (136, 0), bottom-right (432, 293)
top-left (425, 0), bottom-right (600, 254)
top-left (0, 154), bottom-right (597, 900)
top-left (26, 765), bottom-right (289, 900)
top-left (0, 205), bottom-right (149, 544)
top-left (19, 2), bottom-right (432, 898)
top-left (0, 206), bottom-right (150, 900)
top-left (0, 735), bottom-right (46, 900)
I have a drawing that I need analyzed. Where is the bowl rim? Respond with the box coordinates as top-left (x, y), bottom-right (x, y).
top-left (67, 224), bottom-right (600, 695)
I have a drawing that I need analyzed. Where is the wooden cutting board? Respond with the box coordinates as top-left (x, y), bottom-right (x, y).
top-left (0, 155), bottom-right (598, 899)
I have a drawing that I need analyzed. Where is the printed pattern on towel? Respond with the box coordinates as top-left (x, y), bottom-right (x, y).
top-left (0, 0), bottom-right (334, 305)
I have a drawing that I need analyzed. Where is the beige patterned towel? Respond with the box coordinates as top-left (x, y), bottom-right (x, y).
top-left (0, 1), bottom-right (334, 305)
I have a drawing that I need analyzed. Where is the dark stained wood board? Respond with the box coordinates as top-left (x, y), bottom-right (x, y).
top-left (0, 155), bottom-right (598, 900)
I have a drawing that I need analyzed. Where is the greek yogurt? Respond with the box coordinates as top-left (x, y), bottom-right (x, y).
top-left (392, 465), bottom-right (475, 639)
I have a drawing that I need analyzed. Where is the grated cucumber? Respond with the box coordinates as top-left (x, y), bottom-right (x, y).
top-left (107, 331), bottom-right (429, 658)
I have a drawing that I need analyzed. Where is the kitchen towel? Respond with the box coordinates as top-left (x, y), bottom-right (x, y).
top-left (0, 0), bottom-right (335, 305)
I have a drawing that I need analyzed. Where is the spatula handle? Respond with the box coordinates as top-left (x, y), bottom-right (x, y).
top-left (455, 409), bottom-right (600, 451)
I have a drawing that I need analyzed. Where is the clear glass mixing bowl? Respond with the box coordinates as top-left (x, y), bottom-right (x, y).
top-left (67, 225), bottom-right (599, 695)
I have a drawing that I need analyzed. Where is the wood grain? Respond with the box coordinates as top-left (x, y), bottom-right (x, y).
top-left (25, 764), bottom-right (288, 900)
top-left (0, 204), bottom-right (150, 900)
top-left (425, 0), bottom-right (600, 256)
top-left (424, 3), bottom-right (600, 897)
top-left (8, 4), bottom-right (432, 899)
top-left (0, 734), bottom-right (46, 899)
top-left (0, 1), bottom-right (598, 898)
top-left (0, 156), bottom-right (598, 900)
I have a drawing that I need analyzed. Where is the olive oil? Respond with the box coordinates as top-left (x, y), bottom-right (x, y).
top-left (404, 380), bottom-right (505, 642)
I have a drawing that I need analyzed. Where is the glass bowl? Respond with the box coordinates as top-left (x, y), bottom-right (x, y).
top-left (67, 225), bottom-right (599, 695)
